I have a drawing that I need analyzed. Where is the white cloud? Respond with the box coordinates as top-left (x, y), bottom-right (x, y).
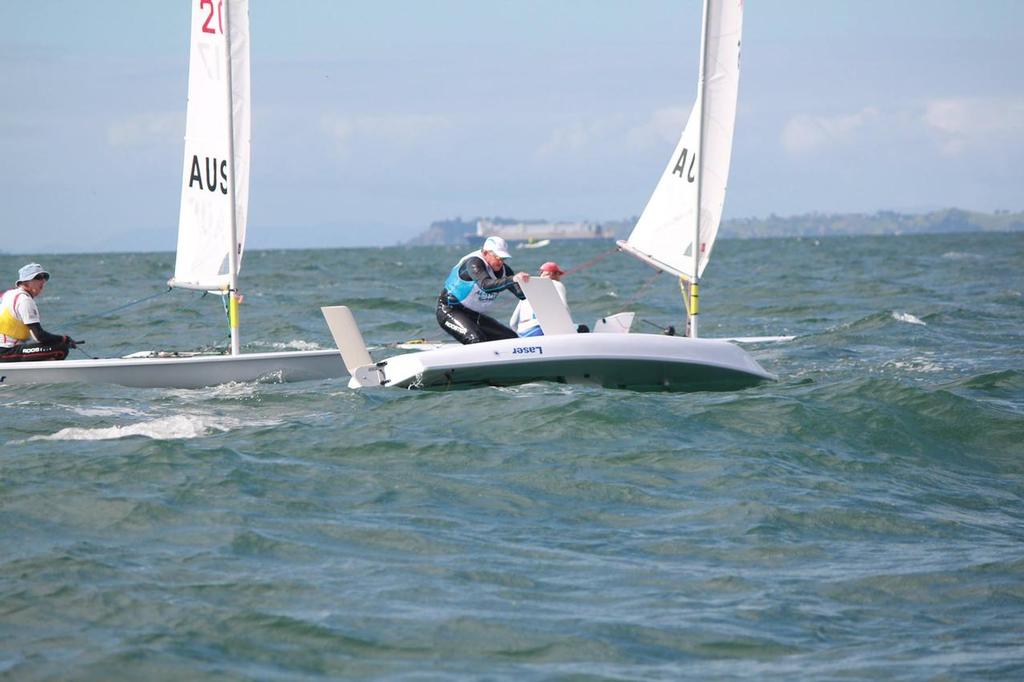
top-left (625, 106), bottom-right (689, 150)
top-left (780, 108), bottom-right (879, 155)
top-left (777, 99), bottom-right (1024, 159)
top-left (535, 108), bottom-right (683, 160)
top-left (106, 112), bottom-right (181, 148)
top-left (923, 97), bottom-right (1024, 156)
top-left (536, 117), bottom-right (622, 158)
top-left (320, 113), bottom-right (451, 154)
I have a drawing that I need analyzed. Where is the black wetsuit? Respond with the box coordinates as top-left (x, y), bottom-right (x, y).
top-left (437, 255), bottom-right (525, 345)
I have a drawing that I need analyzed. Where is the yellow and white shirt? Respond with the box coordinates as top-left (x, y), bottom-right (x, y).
top-left (0, 287), bottom-right (40, 347)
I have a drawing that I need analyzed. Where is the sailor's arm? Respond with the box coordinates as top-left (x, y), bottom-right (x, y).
top-left (464, 258), bottom-right (527, 299)
top-left (27, 322), bottom-right (73, 347)
top-left (510, 272), bottom-right (529, 299)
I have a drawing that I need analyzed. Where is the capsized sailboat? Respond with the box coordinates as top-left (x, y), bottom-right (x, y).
top-left (320, 0), bottom-right (780, 392)
top-left (0, 0), bottom-right (344, 388)
top-left (323, 283), bottom-right (773, 391)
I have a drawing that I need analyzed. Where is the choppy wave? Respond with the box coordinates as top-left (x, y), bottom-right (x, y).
top-left (24, 414), bottom-right (254, 441)
top-left (166, 381), bottom-right (266, 401)
top-left (68, 405), bottom-right (149, 418)
top-left (953, 368), bottom-right (1023, 393)
top-left (270, 339), bottom-right (324, 351)
top-left (3, 233), bottom-right (1022, 679)
top-left (880, 354), bottom-right (947, 373)
top-left (892, 310), bottom-right (926, 325)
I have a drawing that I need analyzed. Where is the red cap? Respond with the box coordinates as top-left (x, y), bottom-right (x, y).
top-left (539, 261), bottom-right (565, 275)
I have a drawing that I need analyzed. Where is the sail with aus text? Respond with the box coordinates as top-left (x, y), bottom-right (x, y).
top-left (172, 0), bottom-right (251, 293)
top-left (624, 0), bottom-right (743, 281)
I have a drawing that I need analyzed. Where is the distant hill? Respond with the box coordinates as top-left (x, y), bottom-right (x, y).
top-left (405, 218), bottom-right (477, 246)
top-left (407, 209), bottom-right (1024, 245)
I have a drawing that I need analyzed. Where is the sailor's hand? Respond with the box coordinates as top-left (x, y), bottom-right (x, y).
top-left (64, 335), bottom-right (77, 348)
top-left (514, 272), bottom-right (530, 284)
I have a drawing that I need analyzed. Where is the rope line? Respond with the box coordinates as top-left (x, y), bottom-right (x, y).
top-left (562, 245), bottom-right (620, 276)
top-left (64, 286), bottom-right (173, 330)
top-left (557, 243), bottom-right (672, 328)
top-left (610, 269), bottom-right (664, 316)
top-left (72, 344), bottom-right (99, 360)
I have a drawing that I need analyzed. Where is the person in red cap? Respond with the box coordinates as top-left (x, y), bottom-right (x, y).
top-left (509, 261), bottom-right (571, 337)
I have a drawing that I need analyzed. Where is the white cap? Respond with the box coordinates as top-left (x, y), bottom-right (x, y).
top-left (482, 236), bottom-right (511, 259)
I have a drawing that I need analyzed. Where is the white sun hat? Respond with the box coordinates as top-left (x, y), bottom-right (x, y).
top-left (17, 263), bottom-right (50, 284)
top-left (482, 236), bottom-right (511, 259)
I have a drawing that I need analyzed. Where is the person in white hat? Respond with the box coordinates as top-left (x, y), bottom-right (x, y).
top-left (0, 263), bottom-right (77, 362)
top-left (437, 236), bottom-right (531, 344)
top-left (509, 261), bottom-right (572, 337)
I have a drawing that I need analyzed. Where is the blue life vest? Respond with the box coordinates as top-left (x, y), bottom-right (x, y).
top-left (443, 250), bottom-right (508, 314)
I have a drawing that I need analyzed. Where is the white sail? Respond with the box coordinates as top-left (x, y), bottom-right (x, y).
top-left (624, 0), bottom-right (743, 280)
top-left (172, 0), bottom-right (250, 292)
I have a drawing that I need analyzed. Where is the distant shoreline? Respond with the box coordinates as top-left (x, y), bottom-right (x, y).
top-left (3, 209), bottom-right (1022, 256)
top-left (407, 208), bottom-right (1024, 246)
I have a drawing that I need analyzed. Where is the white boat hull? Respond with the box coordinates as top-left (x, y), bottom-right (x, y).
top-left (0, 350), bottom-right (345, 389)
top-left (351, 333), bottom-right (774, 392)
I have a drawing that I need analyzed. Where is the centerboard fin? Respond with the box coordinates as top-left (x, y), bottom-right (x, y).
top-left (519, 278), bottom-right (576, 335)
top-left (593, 312), bottom-right (635, 334)
top-left (320, 306), bottom-right (373, 373)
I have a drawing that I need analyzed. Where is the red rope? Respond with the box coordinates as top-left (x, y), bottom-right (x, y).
top-left (549, 243), bottom-right (680, 327)
top-left (562, 245), bottom-right (620, 276)
top-left (614, 269), bottom-right (664, 313)
top-left (557, 243), bottom-right (667, 315)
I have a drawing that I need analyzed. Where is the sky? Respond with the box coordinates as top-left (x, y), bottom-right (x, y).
top-left (1, 0), bottom-right (1022, 253)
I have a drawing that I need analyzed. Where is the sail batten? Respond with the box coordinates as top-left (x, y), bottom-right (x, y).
top-left (173, 0), bottom-right (250, 293)
top-left (624, 0), bottom-right (743, 281)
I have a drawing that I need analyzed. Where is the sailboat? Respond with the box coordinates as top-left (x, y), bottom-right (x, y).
top-left (320, 0), bottom-right (780, 392)
top-left (516, 238), bottom-right (551, 250)
top-left (0, 0), bottom-right (344, 389)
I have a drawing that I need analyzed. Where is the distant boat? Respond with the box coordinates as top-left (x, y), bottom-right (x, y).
top-left (516, 238), bottom-right (551, 249)
top-left (0, 0), bottom-right (344, 388)
top-left (320, 0), bottom-right (784, 392)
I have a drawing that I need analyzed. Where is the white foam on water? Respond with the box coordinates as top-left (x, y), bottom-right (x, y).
top-left (68, 405), bottom-right (149, 418)
top-left (23, 414), bottom-right (251, 442)
top-left (892, 311), bottom-right (926, 326)
top-left (883, 357), bottom-right (946, 373)
top-left (270, 339), bottom-right (322, 351)
top-left (166, 381), bottom-right (263, 401)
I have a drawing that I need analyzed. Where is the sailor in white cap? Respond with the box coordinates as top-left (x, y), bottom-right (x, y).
top-left (0, 263), bottom-right (77, 362)
top-left (437, 236), bottom-right (531, 344)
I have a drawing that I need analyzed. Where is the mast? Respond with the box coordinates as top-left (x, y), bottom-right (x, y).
top-left (223, 0), bottom-right (241, 356)
top-left (620, 0), bottom-right (742, 335)
top-left (170, 0), bottom-right (250, 353)
top-left (689, 0), bottom-right (712, 339)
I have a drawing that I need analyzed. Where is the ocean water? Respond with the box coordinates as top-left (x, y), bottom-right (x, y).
top-left (1, 233), bottom-right (1022, 680)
